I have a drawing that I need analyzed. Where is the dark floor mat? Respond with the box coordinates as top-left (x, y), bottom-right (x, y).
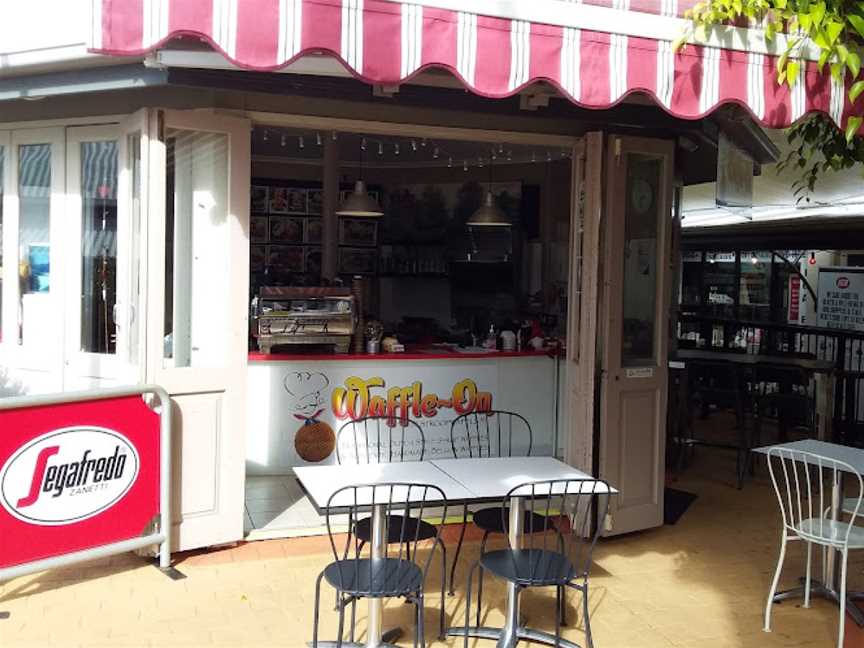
top-left (664, 488), bottom-right (698, 525)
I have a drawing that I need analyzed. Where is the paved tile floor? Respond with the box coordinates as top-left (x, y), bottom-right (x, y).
top-left (3, 447), bottom-right (864, 647)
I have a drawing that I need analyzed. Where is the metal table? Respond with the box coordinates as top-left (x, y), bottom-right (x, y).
top-left (435, 456), bottom-right (616, 648)
top-left (295, 461), bottom-right (474, 648)
top-left (754, 439), bottom-right (864, 626)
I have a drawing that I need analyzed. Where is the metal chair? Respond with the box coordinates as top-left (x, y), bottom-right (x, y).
top-left (312, 482), bottom-right (449, 646)
top-left (463, 478), bottom-right (611, 648)
top-left (764, 448), bottom-right (864, 648)
top-left (447, 411), bottom-right (544, 597)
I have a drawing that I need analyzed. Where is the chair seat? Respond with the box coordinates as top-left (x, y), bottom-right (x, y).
top-left (480, 549), bottom-right (575, 586)
top-left (841, 498), bottom-right (864, 518)
top-left (353, 515), bottom-right (437, 544)
top-left (472, 507), bottom-right (557, 535)
top-left (323, 558), bottom-right (423, 596)
top-left (797, 518), bottom-right (864, 548)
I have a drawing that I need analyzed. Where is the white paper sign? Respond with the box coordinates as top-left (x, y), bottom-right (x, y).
top-left (817, 268), bottom-right (864, 331)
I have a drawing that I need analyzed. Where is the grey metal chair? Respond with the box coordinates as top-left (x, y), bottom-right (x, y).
top-left (764, 448), bottom-right (864, 648)
top-left (312, 482), bottom-right (449, 646)
top-left (447, 411), bottom-right (542, 596)
top-left (463, 478), bottom-right (611, 648)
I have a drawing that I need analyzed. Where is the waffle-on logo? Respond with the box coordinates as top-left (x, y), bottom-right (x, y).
top-left (837, 277), bottom-right (851, 289)
top-left (0, 427), bottom-right (139, 526)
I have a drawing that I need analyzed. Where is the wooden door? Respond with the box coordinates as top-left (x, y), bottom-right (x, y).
top-left (599, 135), bottom-right (674, 535)
top-left (146, 109), bottom-right (251, 551)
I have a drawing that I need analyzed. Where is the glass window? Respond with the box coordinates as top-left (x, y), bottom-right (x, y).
top-left (621, 154), bottom-right (661, 367)
top-left (18, 144), bottom-right (51, 345)
top-left (704, 250), bottom-right (737, 317)
top-left (163, 130), bottom-right (230, 368)
top-left (681, 251), bottom-right (702, 306)
top-left (80, 140), bottom-right (118, 353)
top-left (739, 250), bottom-right (771, 321)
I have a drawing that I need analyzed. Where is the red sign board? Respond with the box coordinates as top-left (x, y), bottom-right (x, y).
top-left (0, 396), bottom-right (159, 569)
top-left (788, 275), bottom-right (801, 323)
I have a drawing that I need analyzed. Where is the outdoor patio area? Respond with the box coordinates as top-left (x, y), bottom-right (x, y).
top-left (1, 444), bottom-right (862, 648)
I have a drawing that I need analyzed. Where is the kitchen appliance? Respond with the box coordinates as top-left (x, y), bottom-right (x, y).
top-left (252, 286), bottom-right (356, 354)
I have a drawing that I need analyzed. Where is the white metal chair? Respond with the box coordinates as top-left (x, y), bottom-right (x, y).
top-left (764, 447), bottom-right (864, 648)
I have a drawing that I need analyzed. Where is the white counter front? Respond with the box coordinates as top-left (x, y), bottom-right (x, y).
top-left (246, 351), bottom-right (561, 475)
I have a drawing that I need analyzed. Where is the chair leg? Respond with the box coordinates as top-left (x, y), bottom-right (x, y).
top-left (555, 583), bottom-right (562, 645)
top-left (559, 584), bottom-right (568, 626)
top-left (839, 549), bottom-right (849, 648)
top-left (464, 561), bottom-right (480, 648)
top-left (417, 592), bottom-right (426, 648)
top-left (413, 596), bottom-right (420, 648)
top-left (804, 542), bottom-right (813, 609)
top-left (349, 596), bottom-right (356, 643)
top-left (581, 583), bottom-right (594, 648)
top-left (475, 531), bottom-right (490, 627)
top-left (764, 534), bottom-right (788, 632)
top-left (438, 539), bottom-right (447, 640)
top-left (449, 505), bottom-right (469, 595)
top-left (336, 595), bottom-right (346, 648)
top-left (312, 571), bottom-right (325, 648)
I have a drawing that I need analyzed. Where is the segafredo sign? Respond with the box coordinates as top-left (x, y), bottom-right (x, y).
top-left (0, 427), bottom-right (139, 526)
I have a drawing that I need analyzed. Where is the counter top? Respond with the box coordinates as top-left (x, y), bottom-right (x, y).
top-left (248, 347), bottom-right (555, 362)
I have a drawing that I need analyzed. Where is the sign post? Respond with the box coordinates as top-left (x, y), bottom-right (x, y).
top-left (0, 385), bottom-right (176, 591)
top-left (817, 267), bottom-right (864, 332)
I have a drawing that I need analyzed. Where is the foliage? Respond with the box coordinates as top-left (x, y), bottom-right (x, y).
top-left (679, 0), bottom-right (864, 195)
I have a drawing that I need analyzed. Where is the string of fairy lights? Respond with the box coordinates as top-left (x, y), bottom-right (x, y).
top-left (255, 128), bottom-right (570, 170)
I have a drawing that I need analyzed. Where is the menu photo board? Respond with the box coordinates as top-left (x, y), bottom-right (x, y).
top-left (817, 267), bottom-right (864, 331)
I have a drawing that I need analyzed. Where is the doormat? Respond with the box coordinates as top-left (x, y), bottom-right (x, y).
top-left (664, 488), bottom-right (698, 525)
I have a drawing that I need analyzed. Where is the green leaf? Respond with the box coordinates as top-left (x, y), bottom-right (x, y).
top-left (837, 43), bottom-right (850, 64)
top-left (818, 49), bottom-right (830, 71)
top-left (850, 14), bottom-right (864, 40)
top-left (694, 23), bottom-right (708, 42)
top-left (825, 20), bottom-right (843, 45)
top-left (851, 80), bottom-right (864, 103)
top-left (672, 35), bottom-right (688, 52)
top-left (798, 12), bottom-right (812, 30)
top-left (776, 0), bottom-right (787, 8)
top-left (849, 51), bottom-right (862, 79)
top-left (846, 116), bottom-right (863, 143)
top-left (831, 62), bottom-right (844, 80)
top-left (811, 1), bottom-right (826, 26)
top-left (787, 60), bottom-right (801, 84)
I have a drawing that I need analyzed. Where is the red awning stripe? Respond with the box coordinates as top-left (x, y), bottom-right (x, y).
top-left (91, 0), bottom-right (859, 130)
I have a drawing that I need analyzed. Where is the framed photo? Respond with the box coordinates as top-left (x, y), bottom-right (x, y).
top-left (251, 216), bottom-right (269, 243)
top-left (339, 218), bottom-right (378, 247)
top-left (269, 216), bottom-right (304, 243)
top-left (339, 247), bottom-right (378, 275)
top-left (267, 245), bottom-right (305, 271)
top-left (304, 218), bottom-right (322, 244)
top-left (250, 245), bottom-right (266, 270)
top-left (270, 187), bottom-right (307, 214)
top-left (307, 189), bottom-right (323, 215)
top-left (304, 246), bottom-right (322, 276)
top-left (251, 185), bottom-right (269, 213)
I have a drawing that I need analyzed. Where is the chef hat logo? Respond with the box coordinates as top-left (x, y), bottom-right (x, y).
top-left (283, 372), bottom-right (330, 417)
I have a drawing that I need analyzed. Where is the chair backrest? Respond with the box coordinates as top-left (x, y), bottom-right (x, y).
top-left (325, 482), bottom-right (447, 595)
top-left (500, 478), bottom-right (611, 586)
top-left (450, 410), bottom-right (532, 458)
top-left (336, 416), bottom-right (425, 465)
top-left (766, 448), bottom-right (864, 548)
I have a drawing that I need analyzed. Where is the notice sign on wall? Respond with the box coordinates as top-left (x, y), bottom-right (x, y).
top-left (817, 267), bottom-right (864, 331)
top-left (0, 397), bottom-right (160, 569)
top-left (788, 275), bottom-right (801, 323)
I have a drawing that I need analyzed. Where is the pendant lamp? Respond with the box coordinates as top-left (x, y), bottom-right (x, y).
top-left (467, 156), bottom-right (510, 227)
top-left (337, 137), bottom-right (383, 217)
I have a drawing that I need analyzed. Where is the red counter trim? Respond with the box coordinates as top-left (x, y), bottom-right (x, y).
top-left (248, 350), bottom-right (554, 362)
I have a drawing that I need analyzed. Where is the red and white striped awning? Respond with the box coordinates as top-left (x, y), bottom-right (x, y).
top-left (90, 0), bottom-right (859, 130)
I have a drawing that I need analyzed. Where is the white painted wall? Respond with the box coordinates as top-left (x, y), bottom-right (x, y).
top-left (0, 0), bottom-right (94, 73)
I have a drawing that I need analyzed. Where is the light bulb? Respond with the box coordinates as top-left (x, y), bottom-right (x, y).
top-left (447, 157), bottom-right (453, 168)
top-left (361, 137), bottom-right (367, 151)
top-left (498, 143), bottom-right (504, 153)
top-left (280, 134), bottom-right (287, 147)
top-left (433, 147), bottom-right (440, 159)
top-left (478, 158), bottom-right (484, 168)
top-left (411, 139), bottom-right (417, 151)
top-left (531, 152), bottom-right (536, 163)
top-left (298, 136), bottom-right (305, 149)
top-left (394, 143), bottom-right (400, 155)
top-left (463, 160), bottom-right (468, 172)
top-left (316, 132), bottom-right (322, 146)
top-left (378, 142), bottom-right (384, 156)
top-left (546, 151), bottom-right (552, 162)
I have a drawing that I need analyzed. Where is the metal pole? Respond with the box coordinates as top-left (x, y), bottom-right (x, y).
top-left (497, 496), bottom-right (523, 648)
top-left (366, 503), bottom-right (385, 648)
